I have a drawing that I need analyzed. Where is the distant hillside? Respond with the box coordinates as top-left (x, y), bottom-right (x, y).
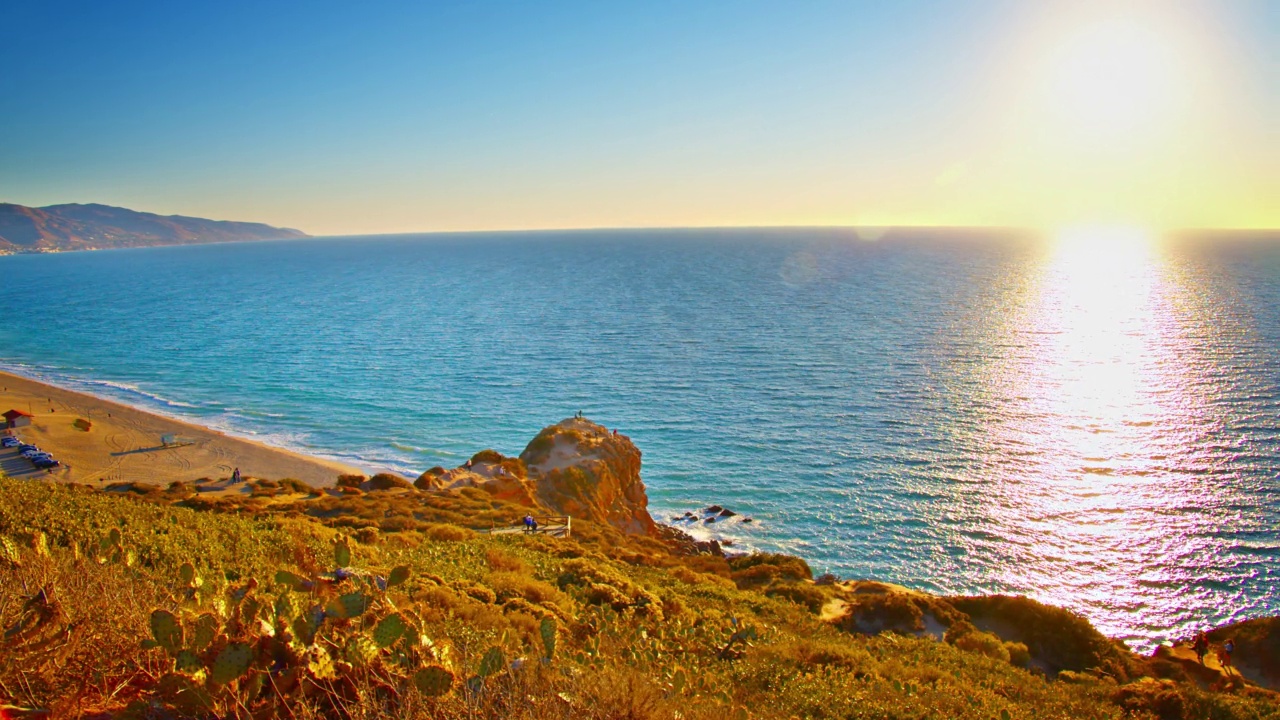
top-left (0, 202), bottom-right (308, 254)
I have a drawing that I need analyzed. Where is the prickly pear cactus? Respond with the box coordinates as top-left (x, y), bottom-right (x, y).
top-left (387, 564), bottom-right (410, 588)
top-left (211, 643), bottom-right (254, 685)
top-left (292, 612), bottom-right (318, 647)
top-left (150, 609), bottom-right (184, 656)
top-left (0, 534), bottom-right (20, 566)
top-left (343, 635), bottom-right (379, 667)
top-left (174, 649), bottom-right (203, 676)
top-left (540, 617), bottom-right (557, 659)
top-left (413, 665), bottom-right (455, 697)
top-left (191, 613), bottom-right (218, 652)
top-left (326, 592), bottom-right (369, 620)
top-left (373, 613), bottom-right (407, 648)
top-left (478, 646), bottom-right (505, 678)
top-left (275, 570), bottom-right (310, 591)
top-left (334, 538), bottom-right (351, 569)
top-left (306, 645), bottom-right (336, 679)
top-left (31, 531), bottom-right (49, 558)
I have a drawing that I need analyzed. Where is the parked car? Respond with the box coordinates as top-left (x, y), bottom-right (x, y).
top-left (28, 452), bottom-right (53, 462)
top-left (0, 436), bottom-right (19, 448)
top-left (33, 458), bottom-right (60, 469)
top-left (18, 444), bottom-right (38, 453)
top-left (21, 448), bottom-right (43, 458)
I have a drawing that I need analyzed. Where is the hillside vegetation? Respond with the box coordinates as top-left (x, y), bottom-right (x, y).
top-left (1, 477), bottom-right (1277, 719)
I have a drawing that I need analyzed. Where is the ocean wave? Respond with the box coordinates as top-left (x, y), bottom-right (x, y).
top-left (78, 379), bottom-right (202, 409)
top-left (390, 441), bottom-right (460, 457)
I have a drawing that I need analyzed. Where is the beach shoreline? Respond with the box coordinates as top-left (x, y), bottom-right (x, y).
top-left (0, 369), bottom-right (369, 487)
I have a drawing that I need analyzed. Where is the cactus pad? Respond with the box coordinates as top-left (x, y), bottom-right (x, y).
top-left (343, 635), bottom-right (379, 667)
top-left (32, 531), bottom-right (49, 558)
top-left (478, 646), bottom-right (505, 678)
top-left (373, 612), bottom-right (407, 648)
top-left (306, 645), bottom-right (336, 679)
top-left (0, 534), bottom-right (20, 566)
top-left (334, 539), bottom-right (351, 569)
top-left (387, 564), bottom-right (410, 588)
top-left (540, 617), bottom-right (556, 659)
top-left (292, 613), bottom-right (318, 647)
top-left (326, 592), bottom-right (369, 620)
top-left (191, 613), bottom-right (218, 652)
top-left (211, 643), bottom-right (254, 685)
top-left (178, 562), bottom-right (202, 587)
top-left (414, 665), bottom-right (455, 696)
top-left (150, 609), bottom-right (184, 656)
top-left (274, 591), bottom-right (298, 621)
top-left (174, 649), bottom-right (203, 676)
top-left (274, 570), bottom-right (310, 591)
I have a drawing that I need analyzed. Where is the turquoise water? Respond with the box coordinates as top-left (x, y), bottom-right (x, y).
top-left (1, 229), bottom-right (1278, 649)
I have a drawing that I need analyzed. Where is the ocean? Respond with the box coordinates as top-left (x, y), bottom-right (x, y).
top-left (1, 228), bottom-right (1277, 650)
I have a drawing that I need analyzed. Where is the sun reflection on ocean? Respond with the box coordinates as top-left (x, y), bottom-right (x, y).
top-left (973, 227), bottom-right (1231, 643)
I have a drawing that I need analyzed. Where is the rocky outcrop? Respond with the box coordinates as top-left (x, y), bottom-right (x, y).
top-left (414, 452), bottom-right (538, 506)
top-left (413, 418), bottom-right (659, 536)
top-left (519, 418), bottom-right (656, 536)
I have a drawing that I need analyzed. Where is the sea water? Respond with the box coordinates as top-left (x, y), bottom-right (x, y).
top-left (1, 228), bottom-right (1277, 650)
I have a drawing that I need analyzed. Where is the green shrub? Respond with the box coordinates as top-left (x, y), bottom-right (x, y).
top-left (368, 473), bottom-right (411, 490)
top-left (335, 474), bottom-right (366, 488)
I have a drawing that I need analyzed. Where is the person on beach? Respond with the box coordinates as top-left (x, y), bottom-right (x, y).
top-left (523, 514), bottom-right (534, 533)
top-left (1193, 632), bottom-right (1209, 664)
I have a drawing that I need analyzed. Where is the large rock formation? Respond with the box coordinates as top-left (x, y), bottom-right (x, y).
top-left (520, 418), bottom-right (656, 536)
top-left (415, 418), bottom-right (658, 536)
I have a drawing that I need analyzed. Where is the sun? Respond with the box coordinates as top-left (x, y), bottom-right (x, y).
top-left (1042, 18), bottom-right (1181, 142)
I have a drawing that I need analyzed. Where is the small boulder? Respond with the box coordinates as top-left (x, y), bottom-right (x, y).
top-left (705, 505), bottom-right (724, 514)
top-left (704, 517), bottom-right (716, 524)
top-left (741, 517), bottom-right (753, 524)
top-left (718, 508), bottom-right (737, 517)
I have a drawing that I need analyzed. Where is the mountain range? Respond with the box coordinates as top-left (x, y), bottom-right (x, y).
top-left (0, 202), bottom-right (308, 254)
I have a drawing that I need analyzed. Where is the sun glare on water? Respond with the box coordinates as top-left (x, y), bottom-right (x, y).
top-left (974, 224), bottom-right (1216, 640)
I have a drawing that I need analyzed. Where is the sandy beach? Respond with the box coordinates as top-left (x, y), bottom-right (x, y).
top-left (0, 369), bottom-right (367, 487)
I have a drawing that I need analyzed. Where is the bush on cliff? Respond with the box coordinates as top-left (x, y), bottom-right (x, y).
top-left (728, 552), bottom-right (813, 588)
top-left (367, 472), bottom-right (412, 490)
top-left (951, 595), bottom-right (1140, 679)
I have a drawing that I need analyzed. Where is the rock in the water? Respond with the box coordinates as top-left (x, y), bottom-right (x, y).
top-left (520, 417), bottom-right (657, 536)
top-left (741, 517), bottom-right (753, 524)
top-left (704, 517), bottom-right (716, 524)
top-left (705, 505), bottom-right (724, 514)
top-left (718, 508), bottom-right (737, 517)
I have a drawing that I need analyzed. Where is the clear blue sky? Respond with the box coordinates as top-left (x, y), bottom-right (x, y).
top-left (2, 1), bottom-right (1274, 233)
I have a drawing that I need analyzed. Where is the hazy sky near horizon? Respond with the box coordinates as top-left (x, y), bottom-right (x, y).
top-left (2, 0), bottom-right (1275, 235)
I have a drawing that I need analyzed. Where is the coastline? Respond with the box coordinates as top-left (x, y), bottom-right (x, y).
top-left (0, 369), bottom-right (367, 487)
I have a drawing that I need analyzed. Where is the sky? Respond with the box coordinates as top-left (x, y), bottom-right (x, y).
top-left (1, 0), bottom-right (1275, 235)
